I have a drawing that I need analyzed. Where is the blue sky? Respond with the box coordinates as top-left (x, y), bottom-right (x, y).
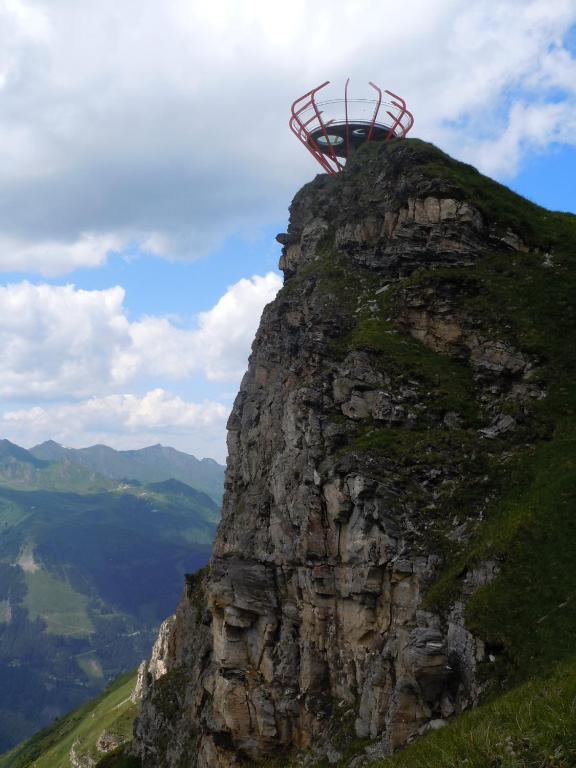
top-left (0, 230), bottom-right (283, 325)
top-left (0, 1), bottom-right (575, 461)
top-left (511, 144), bottom-right (576, 212)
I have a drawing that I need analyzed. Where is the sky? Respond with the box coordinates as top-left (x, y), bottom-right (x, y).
top-left (0, 0), bottom-right (575, 462)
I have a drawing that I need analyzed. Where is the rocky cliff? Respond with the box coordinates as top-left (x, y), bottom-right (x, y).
top-left (130, 139), bottom-right (576, 768)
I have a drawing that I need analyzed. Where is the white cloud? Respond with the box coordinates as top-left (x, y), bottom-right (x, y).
top-left (195, 272), bottom-right (282, 381)
top-left (0, 0), bottom-right (575, 273)
top-left (111, 271), bottom-right (282, 385)
top-left (0, 272), bottom-right (281, 398)
top-left (0, 389), bottom-right (230, 460)
top-left (0, 282), bottom-right (130, 397)
top-left (0, 271), bottom-right (281, 459)
top-left (0, 233), bottom-right (124, 275)
top-left (124, 272), bottom-right (283, 382)
top-left (3, 389), bottom-right (227, 432)
top-left (461, 100), bottom-right (576, 177)
top-left (0, 230), bottom-right (183, 277)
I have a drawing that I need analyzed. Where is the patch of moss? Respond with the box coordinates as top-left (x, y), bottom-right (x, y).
top-left (381, 138), bottom-right (576, 248)
top-left (340, 424), bottom-right (493, 557)
top-left (150, 667), bottom-right (188, 722)
top-left (344, 426), bottom-right (477, 463)
top-left (332, 144), bottom-right (576, 698)
top-left (471, 438), bottom-right (575, 679)
top-left (279, 227), bottom-right (472, 428)
top-left (428, 164), bottom-right (575, 249)
top-left (349, 320), bottom-right (478, 424)
top-left (405, 250), bottom-right (576, 378)
top-left (306, 250), bottom-right (480, 426)
top-left (277, 226), bottom-right (388, 331)
top-left (95, 747), bottom-right (141, 767)
top-left (409, 240), bottom-right (576, 688)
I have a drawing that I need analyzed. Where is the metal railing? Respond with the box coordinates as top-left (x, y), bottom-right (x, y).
top-left (289, 79), bottom-right (414, 175)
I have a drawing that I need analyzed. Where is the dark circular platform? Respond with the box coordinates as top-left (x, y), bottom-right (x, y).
top-left (309, 122), bottom-right (395, 157)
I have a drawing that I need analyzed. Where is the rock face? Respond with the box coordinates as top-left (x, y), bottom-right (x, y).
top-left (132, 140), bottom-right (543, 767)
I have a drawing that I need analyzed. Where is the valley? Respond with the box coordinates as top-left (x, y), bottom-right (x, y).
top-left (0, 439), bottom-right (223, 754)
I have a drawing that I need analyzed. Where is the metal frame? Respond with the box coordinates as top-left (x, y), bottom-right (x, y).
top-left (289, 79), bottom-right (414, 175)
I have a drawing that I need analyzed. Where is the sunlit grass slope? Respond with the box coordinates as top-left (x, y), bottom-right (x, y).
top-left (371, 659), bottom-right (576, 768)
top-left (23, 570), bottom-right (94, 637)
top-left (0, 672), bottom-right (137, 768)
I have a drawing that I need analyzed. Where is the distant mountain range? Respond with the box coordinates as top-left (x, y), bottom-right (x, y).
top-left (30, 440), bottom-right (225, 502)
top-left (0, 439), bottom-right (116, 493)
top-left (0, 438), bottom-right (223, 754)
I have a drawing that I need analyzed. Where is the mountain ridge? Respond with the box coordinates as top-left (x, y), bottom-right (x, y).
top-left (30, 441), bottom-right (225, 501)
top-left (0, 439), bottom-right (115, 493)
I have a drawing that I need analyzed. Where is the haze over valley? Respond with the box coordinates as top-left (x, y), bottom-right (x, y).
top-left (0, 438), bottom-right (223, 752)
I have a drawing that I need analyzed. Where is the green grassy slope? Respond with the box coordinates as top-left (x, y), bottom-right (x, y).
top-left (367, 658), bottom-right (576, 768)
top-left (0, 671), bottom-right (138, 768)
top-left (23, 569), bottom-right (94, 637)
top-left (402, 142), bottom-right (576, 687)
top-left (314, 139), bottom-right (576, 693)
top-left (0, 473), bottom-right (219, 753)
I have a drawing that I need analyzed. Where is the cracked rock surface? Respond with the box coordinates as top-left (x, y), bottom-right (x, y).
top-left (132, 140), bottom-right (542, 767)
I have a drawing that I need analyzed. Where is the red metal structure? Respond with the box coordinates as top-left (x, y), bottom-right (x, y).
top-left (289, 79), bottom-right (414, 175)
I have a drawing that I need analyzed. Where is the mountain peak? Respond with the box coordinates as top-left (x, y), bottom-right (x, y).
top-left (33, 439), bottom-right (63, 449)
top-left (29, 439), bottom-right (223, 501)
top-left (131, 139), bottom-right (576, 766)
top-left (0, 439), bottom-right (48, 467)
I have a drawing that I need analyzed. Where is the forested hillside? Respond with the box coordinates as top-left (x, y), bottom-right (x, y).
top-left (0, 441), bottom-right (221, 753)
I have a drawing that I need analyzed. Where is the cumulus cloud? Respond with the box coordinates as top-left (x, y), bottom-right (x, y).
top-left (3, 389), bottom-right (227, 432)
top-left (0, 233), bottom-right (125, 276)
top-left (195, 273), bottom-right (280, 381)
top-left (0, 0), bottom-right (575, 273)
top-left (0, 389), bottom-right (230, 460)
top-left (125, 273), bottom-right (283, 382)
top-left (0, 271), bottom-right (281, 458)
top-left (0, 282), bottom-right (131, 397)
top-left (0, 272), bottom-right (281, 398)
top-left (462, 100), bottom-right (576, 177)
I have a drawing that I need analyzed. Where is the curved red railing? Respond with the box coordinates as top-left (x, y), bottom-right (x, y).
top-left (289, 80), bottom-right (414, 176)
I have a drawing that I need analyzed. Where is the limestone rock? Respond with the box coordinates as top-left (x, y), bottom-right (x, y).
top-left (96, 731), bottom-right (123, 753)
top-left (132, 140), bottom-right (540, 767)
top-left (69, 740), bottom-right (96, 768)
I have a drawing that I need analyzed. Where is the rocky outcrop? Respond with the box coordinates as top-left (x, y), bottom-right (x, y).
top-left (132, 140), bottom-right (544, 767)
top-left (96, 731), bottom-right (123, 754)
top-left (133, 571), bottom-right (211, 765)
top-left (132, 615), bottom-right (178, 703)
top-left (70, 739), bottom-right (96, 768)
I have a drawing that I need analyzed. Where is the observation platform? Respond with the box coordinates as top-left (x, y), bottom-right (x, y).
top-left (289, 79), bottom-right (414, 175)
